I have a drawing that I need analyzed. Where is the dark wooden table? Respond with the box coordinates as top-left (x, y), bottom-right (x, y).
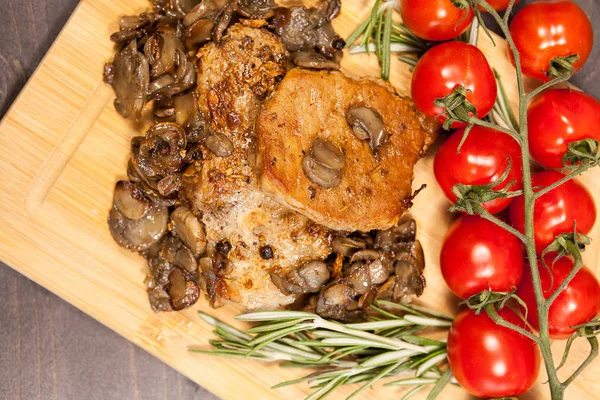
top-left (1, 1), bottom-right (598, 399)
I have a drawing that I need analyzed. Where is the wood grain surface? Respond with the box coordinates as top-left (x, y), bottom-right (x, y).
top-left (0, 1), bottom-right (599, 400)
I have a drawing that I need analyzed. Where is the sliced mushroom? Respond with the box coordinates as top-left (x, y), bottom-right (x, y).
top-left (394, 257), bottom-right (426, 299)
top-left (315, 22), bottom-right (345, 58)
top-left (174, 92), bottom-right (197, 127)
top-left (119, 15), bottom-right (149, 31)
top-left (174, 93), bottom-right (208, 142)
top-left (316, 284), bottom-right (355, 320)
top-left (110, 13), bottom-right (162, 45)
top-left (108, 205), bottom-right (168, 251)
top-left (332, 237), bottom-right (367, 258)
top-left (107, 40), bottom-right (150, 119)
top-left (205, 133), bottom-right (234, 157)
top-left (127, 159), bottom-right (142, 183)
top-left (170, 206), bottom-right (207, 256)
top-left (167, 268), bottom-right (200, 310)
top-left (346, 106), bottom-right (388, 152)
top-left (318, 0), bottom-right (342, 21)
top-left (148, 286), bottom-right (173, 312)
top-left (268, 6), bottom-right (344, 59)
top-left (157, 173), bottom-right (182, 197)
top-left (154, 104), bottom-right (176, 121)
top-left (197, 254), bottom-right (227, 308)
top-left (271, 261), bottom-right (330, 295)
top-left (161, 236), bottom-right (197, 273)
top-left (184, 19), bottom-right (215, 48)
top-left (302, 154), bottom-right (342, 188)
top-left (347, 251), bottom-right (389, 294)
top-left (149, 74), bottom-right (176, 95)
top-left (133, 123), bottom-right (187, 178)
top-left (237, 0), bottom-right (276, 19)
top-left (113, 180), bottom-right (150, 220)
top-left (291, 51), bottom-right (341, 70)
top-left (149, 52), bottom-right (197, 98)
top-left (172, 0), bottom-right (202, 16)
top-left (213, 2), bottom-right (235, 43)
top-left (183, 0), bottom-right (229, 27)
top-left (350, 249), bottom-right (380, 264)
top-left (312, 139), bottom-right (345, 169)
top-left (375, 219), bottom-right (417, 252)
top-left (144, 33), bottom-right (185, 79)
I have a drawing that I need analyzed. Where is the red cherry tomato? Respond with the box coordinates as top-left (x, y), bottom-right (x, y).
top-left (509, 0), bottom-right (593, 82)
top-left (528, 89), bottom-right (600, 169)
top-left (517, 256), bottom-right (600, 339)
top-left (448, 308), bottom-right (541, 398)
top-left (400, 0), bottom-right (474, 41)
top-left (509, 171), bottom-right (597, 254)
top-left (478, 0), bottom-right (520, 11)
top-left (434, 125), bottom-right (523, 214)
top-left (441, 215), bottom-right (525, 299)
top-left (412, 42), bottom-right (497, 128)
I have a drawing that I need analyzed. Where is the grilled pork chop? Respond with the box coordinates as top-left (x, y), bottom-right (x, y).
top-left (183, 24), bottom-right (333, 310)
top-left (256, 69), bottom-right (438, 232)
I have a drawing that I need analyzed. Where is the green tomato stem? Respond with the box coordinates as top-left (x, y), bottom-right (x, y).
top-left (533, 164), bottom-right (590, 199)
top-left (544, 241), bottom-right (584, 308)
top-left (477, 1), bottom-right (565, 398)
top-left (468, 116), bottom-right (522, 142)
top-left (484, 305), bottom-right (541, 343)
top-left (562, 336), bottom-right (599, 387)
top-left (526, 75), bottom-right (570, 101)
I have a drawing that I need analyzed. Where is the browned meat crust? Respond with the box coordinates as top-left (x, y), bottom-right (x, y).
top-left (183, 24), bottom-right (333, 310)
top-left (256, 68), bottom-right (437, 232)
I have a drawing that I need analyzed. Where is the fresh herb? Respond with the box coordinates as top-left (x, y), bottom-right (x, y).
top-left (345, 1), bottom-right (481, 80)
top-left (194, 302), bottom-right (453, 399)
top-left (345, 1), bottom-right (429, 79)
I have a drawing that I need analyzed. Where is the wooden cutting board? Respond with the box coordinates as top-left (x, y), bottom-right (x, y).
top-left (1, 1), bottom-right (598, 398)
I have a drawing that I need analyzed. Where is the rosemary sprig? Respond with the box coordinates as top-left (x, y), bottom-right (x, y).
top-left (195, 303), bottom-right (454, 399)
top-left (345, 0), bottom-right (428, 79)
top-left (346, 1), bottom-right (482, 79)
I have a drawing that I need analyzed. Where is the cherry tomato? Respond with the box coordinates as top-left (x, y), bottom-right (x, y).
top-left (441, 215), bottom-right (524, 299)
top-left (528, 89), bottom-right (600, 169)
top-left (412, 42), bottom-right (497, 128)
top-left (509, 171), bottom-right (597, 254)
top-left (517, 256), bottom-right (600, 339)
top-left (400, 0), bottom-right (474, 41)
top-left (434, 125), bottom-right (523, 214)
top-left (509, 1), bottom-right (593, 82)
top-left (448, 308), bottom-right (541, 398)
top-left (478, 0), bottom-right (520, 12)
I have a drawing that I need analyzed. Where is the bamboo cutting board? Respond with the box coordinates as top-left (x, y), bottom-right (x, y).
top-left (0, 1), bottom-right (599, 399)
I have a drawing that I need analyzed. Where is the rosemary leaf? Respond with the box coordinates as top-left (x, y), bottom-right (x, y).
top-left (426, 368), bottom-right (453, 400)
top-left (347, 361), bottom-right (402, 399)
top-left (237, 311), bottom-right (317, 322)
top-left (384, 377), bottom-right (438, 386)
top-left (360, 349), bottom-right (420, 368)
top-left (307, 375), bottom-right (349, 400)
top-left (401, 385), bottom-right (425, 400)
top-left (247, 318), bottom-right (306, 333)
top-left (345, 319), bottom-right (412, 331)
top-left (404, 315), bottom-right (453, 327)
top-left (416, 352), bottom-right (449, 377)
